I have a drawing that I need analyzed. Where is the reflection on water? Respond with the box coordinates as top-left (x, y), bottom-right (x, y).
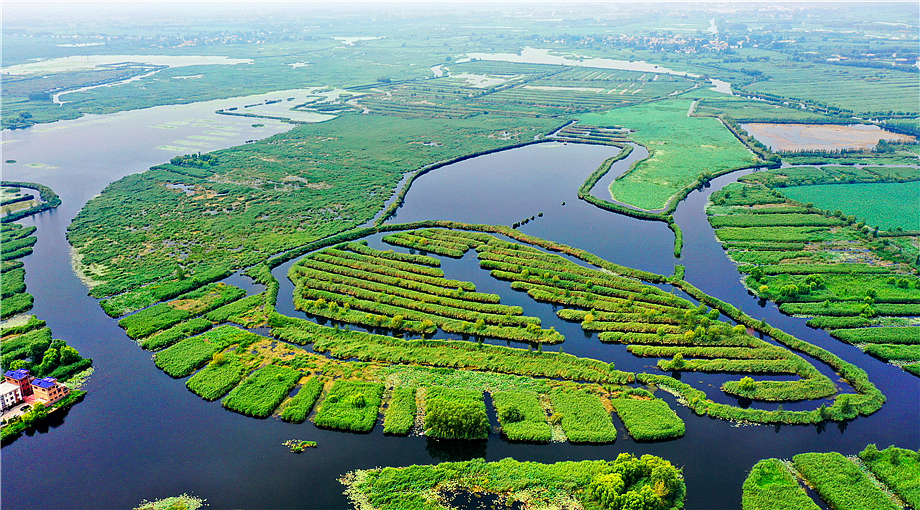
top-left (444, 490), bottom-right (524, 510)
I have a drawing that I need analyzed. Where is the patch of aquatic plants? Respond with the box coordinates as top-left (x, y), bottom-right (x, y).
top-left (280, 377), bottom-right (324, 423)
top-left (424, 386), bottom-right (490, 440)
top-left (140, 318), bottom-right (212, 351)
top-left (708, 176), bottom-right (919, 376)
top-left (222, 364), bottom-right (302, 418)
top-left (491, 390), bottom-right (552, 443)
top-left (343, 454), bottom-right (685, 510)
top-left (859, 444), bottom-right (920, 508)
top-left (741, 458), bottom-right (819, 510)
top-left (314, 380), bottom-right (384, 432)
top-left (185, 352), bottom-right (246, 401)
top-left (610, 397), bottom-right (685, 441)
top-left (99, 267), bottom-right (234, 317)
top-left (549, 389), bottom-right (617, 443)
top-left (118, 283), bottom-right (245, 338)
top-left (69, 114), bottom-right (556, 300)
top-left (0, 181), bottom-right (61, 223)
top-left (793, 452), bottom-right (899, 510)
top-left (153, 325), bottom-right (259, 378)
top-left (382, 386), bottom-right (417, 435)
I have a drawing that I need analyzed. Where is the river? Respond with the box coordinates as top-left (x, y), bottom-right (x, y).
top-left (1, 105), bottom-right (917, 510)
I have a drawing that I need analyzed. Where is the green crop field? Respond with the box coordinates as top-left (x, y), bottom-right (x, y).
top-left (780, 182), bottom-right (920, 231)
top-left (578, 99), bottom-right (758, 210)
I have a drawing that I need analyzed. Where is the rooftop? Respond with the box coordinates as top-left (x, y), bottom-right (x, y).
top-left (4, 369), bottom-right (31, 381)
top-left (1, 381), bottom-right (21, 394)
top-left (31, 377), bottom-right (59, 389)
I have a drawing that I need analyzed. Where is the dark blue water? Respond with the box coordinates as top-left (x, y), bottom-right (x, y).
top-left (2, 134), bottom-right (917, 510)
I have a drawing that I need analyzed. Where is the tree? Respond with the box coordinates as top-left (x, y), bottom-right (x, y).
top-left (60, 346), bottom-right (81, 365)
top-left (670, 353), bottom-right (685, 370)
top-left (738, 376), bottom-right (756, 392)
top-left (425, 399), bottom-right (489, 439)
top-left (499, 405), bottom-right (524, 423)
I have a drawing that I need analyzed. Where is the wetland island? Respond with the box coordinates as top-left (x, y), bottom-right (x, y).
top-left (0, 2), bottom-right (917, 509)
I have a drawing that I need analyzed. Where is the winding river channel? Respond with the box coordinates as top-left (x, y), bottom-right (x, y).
top-left (1, 100), bottom-right (918, 510)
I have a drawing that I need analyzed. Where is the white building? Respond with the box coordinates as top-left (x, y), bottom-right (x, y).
top-left (1, 381), bottom-right (23, 411)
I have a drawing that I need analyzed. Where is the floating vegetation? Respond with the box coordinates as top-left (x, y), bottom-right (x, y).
top-left (283, 439), bottom-right (317, 453)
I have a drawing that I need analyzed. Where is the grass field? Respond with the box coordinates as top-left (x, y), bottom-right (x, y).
top-left (780, 182), bottom-right (920, 231)
top-left (578, 99), bottom-right (758, 210)
top-left (69, 113), bottom-right (556, 300)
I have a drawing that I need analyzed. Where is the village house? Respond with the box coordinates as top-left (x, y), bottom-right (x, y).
top-left (1, 381), bottom-right (23, 411)
top-left (4, 368), bottom-right (33, 397)
top-left (30, 377), bottom-right (69, 405)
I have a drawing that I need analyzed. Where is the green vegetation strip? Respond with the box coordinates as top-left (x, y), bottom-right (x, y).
top-left (280, 377), bottom-right (324, 423)
top-left (793, 452), bottom-right (898, 510)
top-left (741, 458), bottom-right (819, 510)
top-left (344, 455), bottom-right (684, 510)
top-left (831, 326), bottom-right (920, 345)
top-left (382, 386), bottom-right (417, 435)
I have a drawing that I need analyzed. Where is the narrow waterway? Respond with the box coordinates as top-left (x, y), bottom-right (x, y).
top-left (1, 110), bottom-right (917, 510)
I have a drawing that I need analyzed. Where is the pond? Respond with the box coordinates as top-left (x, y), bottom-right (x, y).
top-left (1, 104), bottom-right (917, 510)
top-left (741, 123), bottom-right (915, 152)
